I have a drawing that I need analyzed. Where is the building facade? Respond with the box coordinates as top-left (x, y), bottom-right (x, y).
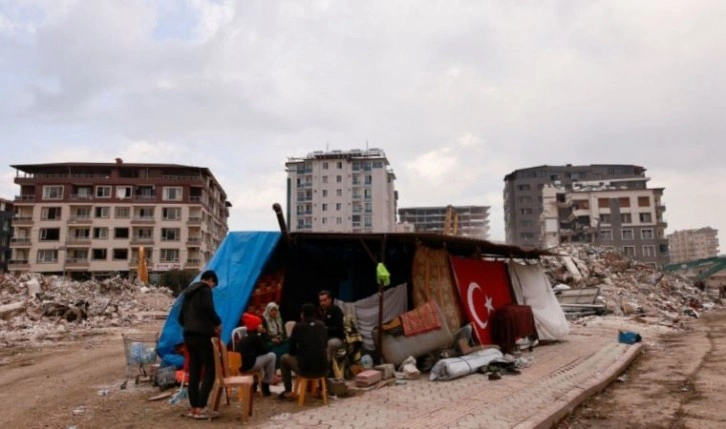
top-left (503, 164), bottom-right (648, 248)
top-left (0, 198), bottom-right (13, 272)
top-left (667, 228), bottom-right (720, 263)
top-left (398, 206), bottom-right (490, 239)
top-left (285, 148), bottom-right (397, 233)
top-left (541, 178), bottom-right (669, 265)
top-left (8, 160), bottom-right (229, 279)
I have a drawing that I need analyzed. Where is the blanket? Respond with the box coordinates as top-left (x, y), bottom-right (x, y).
top-left (400, 301), bottom-right (442, 336)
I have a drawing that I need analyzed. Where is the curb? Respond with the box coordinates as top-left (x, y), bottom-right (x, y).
top-left (514, 342), bottom-right (643, 429)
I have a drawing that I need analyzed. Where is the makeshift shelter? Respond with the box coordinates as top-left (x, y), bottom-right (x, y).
top-left (157, 229), bottom-right (563, 364)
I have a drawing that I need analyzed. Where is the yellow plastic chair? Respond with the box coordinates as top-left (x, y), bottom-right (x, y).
top-left (208, 338), bottom-right (254, 422)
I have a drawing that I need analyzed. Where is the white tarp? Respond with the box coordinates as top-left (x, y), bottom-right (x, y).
top-left (336, 283), bottom-right (408, 350)
top-left (508, 262), bottom-right (570, 340)
top-left (429, 348), bottom-right (504, 381)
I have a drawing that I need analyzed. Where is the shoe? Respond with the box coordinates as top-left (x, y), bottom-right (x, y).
top-left (262, 383), bottom-right (271, 397)
top-left (277, 391), bottom-right (295, 401)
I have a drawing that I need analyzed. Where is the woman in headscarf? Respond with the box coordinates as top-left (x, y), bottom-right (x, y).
top-left (262, 302), bottom-right (289, 368)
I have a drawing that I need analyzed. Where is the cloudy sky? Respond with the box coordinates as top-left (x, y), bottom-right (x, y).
top-left (1, 0), bottom-right (725, 250)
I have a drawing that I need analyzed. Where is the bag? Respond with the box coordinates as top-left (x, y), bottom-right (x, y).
top-left (156, 365), bottom-right (177, 389)
top-left (618, 330), bottom-right (642, 345)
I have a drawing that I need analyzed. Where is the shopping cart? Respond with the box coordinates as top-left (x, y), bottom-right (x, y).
top-left (122, 332), bottom-right (159, 387)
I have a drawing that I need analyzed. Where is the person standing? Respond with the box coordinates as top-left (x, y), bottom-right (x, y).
top-left (278, 303), bottom-right (328, 400)
top-left (235, 313), bottom-right (276, 396)
top-left (178, 270), bottom-right (221, 419)
top-left (317, 290), bottom-right (345, 363)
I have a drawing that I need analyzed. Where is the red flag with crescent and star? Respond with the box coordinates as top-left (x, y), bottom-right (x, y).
top-left (449, 257), bottom-right (514, 346)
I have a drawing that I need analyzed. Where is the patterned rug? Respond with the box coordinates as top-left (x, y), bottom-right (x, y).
top-left (411, 245), bottom-right (464, 333)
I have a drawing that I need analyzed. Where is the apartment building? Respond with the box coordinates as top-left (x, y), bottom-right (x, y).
top-left (285, 148), bottom-right (397, 233)
top-left (8, 160), bottom-right (230, 279)
top-left (504, 164), bottom-right (647, 247)
top-left (398, 206), bottom-right (490, 239)
top-left (541, 178), bottom-right (669, 265)
top-left (0, 198), bottom-right (12, 272)
top-left (667, 228), bottom-right (720, 264)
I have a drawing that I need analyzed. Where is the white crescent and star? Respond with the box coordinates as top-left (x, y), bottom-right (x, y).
top-left (466, 282), bottom-right (495, 329)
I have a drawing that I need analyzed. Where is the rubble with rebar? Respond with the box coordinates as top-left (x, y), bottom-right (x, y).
top-left (0, 273), bottom-right (174, 349)
top-left (541, 244), bottom-right (722, 328)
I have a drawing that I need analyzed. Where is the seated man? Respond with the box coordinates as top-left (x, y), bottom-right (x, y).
top-left (234, 313), bottom-right (276, 396)
top-left (317, 290), bottom-right (345, 363)
top-left (278, 303), bottom-right (328, 400)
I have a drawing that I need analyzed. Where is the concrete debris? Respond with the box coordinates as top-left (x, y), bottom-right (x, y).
top-left (0, 273), bottom-right (174, 348)
top-left (542, 244), bottom-right (722, 328)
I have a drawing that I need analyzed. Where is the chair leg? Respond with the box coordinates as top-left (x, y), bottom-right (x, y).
top-left (297, 378), bottom-right (307, 406)
top-left (208, 382), bottom-right (221, 412)
top-left (319, 378), bottom-right (328, 405)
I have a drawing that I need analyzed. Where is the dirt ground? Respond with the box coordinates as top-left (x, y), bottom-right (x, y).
top-left (0, 321), bottom-right (331, 429)
top-left (558, 310), bottom-right (726, 429)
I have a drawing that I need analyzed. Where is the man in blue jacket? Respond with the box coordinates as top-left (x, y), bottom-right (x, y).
top-left (178, 270), bottom-right (221, 419)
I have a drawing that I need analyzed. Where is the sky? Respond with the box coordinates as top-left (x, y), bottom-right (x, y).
top-left (1, 0), bottom-right (725, 250)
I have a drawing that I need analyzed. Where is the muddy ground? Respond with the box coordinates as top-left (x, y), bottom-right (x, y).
top-left (558, 310), bottom-right (726, 429)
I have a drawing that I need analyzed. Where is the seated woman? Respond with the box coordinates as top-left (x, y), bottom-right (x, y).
top-left (262, 302), bottom-right (289, 367)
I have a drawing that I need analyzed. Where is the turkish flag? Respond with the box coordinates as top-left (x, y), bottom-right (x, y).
top-left (450, 257), bottom-right (514, 346)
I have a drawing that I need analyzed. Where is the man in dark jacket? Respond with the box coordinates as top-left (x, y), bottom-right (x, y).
top-left (178, 270), bottom-right (221, 419)
top-left (317, 290), bottom-right (345, 362)
top-left (234, 313), bottom-right (276, 396)
top-left (278, 303), bottom-right (327, 400)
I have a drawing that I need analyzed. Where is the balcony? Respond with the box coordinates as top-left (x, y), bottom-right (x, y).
top-left (8, 259), bottom-right (30, 268)
top-left (70, 194), bottom-right (93, 200)
top-left (10, 237), bottom-right (32, 247)
top-left (186, 259), bottom-right (202, 269)
top-left (13, 216), bottom-right (33, 225)
top-left (130, 237), bottom-right (155, 245)
top-left (65, 258), bottom-right (90, 268)
top-left (133, 194), bottom-right (156, 201)
top-left (657, 205), bottom-right (666, 212)
top-left (66, 238), bottom-right (91, 246)
top-left (14, 195), bottom-right (35, 202)
top-left (131, 216), bottom-right (155, 225)
top-left (187, 217), bottom-right (202, 225)
top-left (187, 236), bottom-right (202, 245)
top-left (69, 216), bottom-right (93, 224)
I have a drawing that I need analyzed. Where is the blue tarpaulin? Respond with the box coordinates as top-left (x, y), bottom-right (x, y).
top-left (156, 231), bottom-right (281, 359)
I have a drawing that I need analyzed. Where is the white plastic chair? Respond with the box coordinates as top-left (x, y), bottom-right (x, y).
top-left (231, 327), bottom-right (248, 350)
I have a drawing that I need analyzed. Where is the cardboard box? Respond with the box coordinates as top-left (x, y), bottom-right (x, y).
top-left (374, 363), bottom-right (394, 380)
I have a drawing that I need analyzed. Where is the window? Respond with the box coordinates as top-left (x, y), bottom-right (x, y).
top-left (334, 161), bottom-right (341, 169)
top-left (641, 229), bottom-right (654, 239)
top-left (336, 203), bottom-right (342, 211)
top-left (520, 208), bottom-right (533, 215)
top-left (622, 246), bottom-right (636, 257)
top-left (618, 197), bottom-right (631, 208)
top-left (322, 176), bottom-right (328, 184)
top-left (364, 215), bottom-right (372, 227)
top-left (37, 249), bottom-right (58, 263)
top-left (517, 184), bottom-right (531, 191)
top-left (95, 186), bottom-right (112, 198)
top-left (41, 207), bottom-right (62, 220)
top-left (372, 161), bottom-right (383, 168)
top-left (573, 200), bottom-right (589, 210)
top-left (72, 228), bottom-right (90, 239)
top-left (642, 245), bottom-right (656, 257)
top-left (620, 213), bottom-right (632, 224)
top-left (365, 175), bottom-right (372, 185)
top-left (135, 228), bottom-right (153, 239)
top-left (622, 229), bottom-right (634, 240)
top-left (598, 198), bottom-right (610, 208)
top-left (322, 203), bottom-right (328, 212)
top-left (93, 227), bottom-right (108, 239)
top-left (336, 189), bottom-right (342, 197)
top-left (160, 249), bottom-right (180, 262)
top-left (518, 196), bottom-right (532, 203)
top-left (162, 207), bottom-right (181, 220)
top-left (95, 207), bottom-right (110, 218)
top-left (161, 228), bottom-right (180, 241)
top-left (113, 249), bottom-right (128, 260)
top-left (322, 218), bottom-right (328, 225)
top-left (520, 220), bottom-right (533, 227)
top-left (114, 227), bottom-right (129, 239)
top-left (115, 207), bottom-right (130, 218)
top-left (364, 189), bottom-right (372, 199)
top-left (39, 228), bottom-right (60, 241)
top-left (322, 162), bottom-right (329, 170)
top-left (92, 248), bottom-right (107, 260)
top-left (136, 207), bottom-right (154, 219)
top-left (599, 214), bottom-right (611, 224)
top-left (520, 232), bottom-right (535, 240)
top-left (297, 219), bottom-right (304, 229)
top-left (73, 207), bottom-right (91, 219)
top-left (163, 187), bottom-right (183, 201)
top-left (600, 230), bottom-right (612, 241)
top-left (638, 196), bottom-right (650, 207)
top-left (42, 186), bottom-right (64, 200)
top-left (639, 212), bottom-right (652, 223)
top-left (336, 217), bottom-right (342, 225)
top-left (322, 190), bottom-right (328, 197)
top-left (116, 186), bottom-right (132, 199)
top-left (336, 175), bottom-right (342, 183)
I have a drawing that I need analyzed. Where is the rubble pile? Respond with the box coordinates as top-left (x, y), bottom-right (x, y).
top-left (541, 244), bottom-right (722, 327)
top-left (0, 273), bottom-right (174, 348)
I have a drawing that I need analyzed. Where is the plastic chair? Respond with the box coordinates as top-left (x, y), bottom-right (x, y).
top-left (231, 327), bottom-right (248, 349)
top-left (208, 338), bottom-right (254, 422)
